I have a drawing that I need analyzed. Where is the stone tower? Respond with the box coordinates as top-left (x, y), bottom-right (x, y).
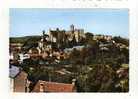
top-left (70, 24), bottom-right (75, 32)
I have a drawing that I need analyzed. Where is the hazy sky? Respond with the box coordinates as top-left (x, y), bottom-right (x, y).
top-left (10, 9), bottom-right (129, 38)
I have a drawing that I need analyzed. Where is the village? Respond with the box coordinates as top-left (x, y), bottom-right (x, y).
top-left (9, 24), bottom-right (129, 92)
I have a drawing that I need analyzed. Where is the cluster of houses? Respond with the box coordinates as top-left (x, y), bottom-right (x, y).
top-left (10, 25), bottom-right (86, 64)
top-left (9, 24), bottom-right (128, 92)
top-left (9, 65), bottom-right (76, 92)
top-left (9, 24), bottom-right (85, 92)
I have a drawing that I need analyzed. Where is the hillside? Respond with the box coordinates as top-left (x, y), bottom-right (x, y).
top-left (10, 35), bottom-right (42, 44)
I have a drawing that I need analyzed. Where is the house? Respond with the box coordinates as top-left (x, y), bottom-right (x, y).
top-left (93, 35), bottom-right (112, 41)
top-left (9, 65), bottom-right (29, 92)
top-left (10, 43), bottom-right (23, 52)
top-left (18, 53), bottom-right (30, 63)
top-left (28, 47), bottom-right (41, 59)
top-left (55, 68), bottom-right (72, 75)
top-left (32, 80), bottom-right (76, 92)
top-left (116, 64), bottom-right (128, 78)
top-left (10, 51), bottom-right (20, 63)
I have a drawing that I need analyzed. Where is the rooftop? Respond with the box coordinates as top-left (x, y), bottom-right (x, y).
top-left (9, 65), bottom-right (20, 78)
top-left (32, 80), bottom-right (76, 92)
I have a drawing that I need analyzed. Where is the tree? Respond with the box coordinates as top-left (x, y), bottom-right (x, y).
top-left (76, 64), bottom-right (115, 92)
top-left (69, 48), bottom-right (82, 64)
top-left (85, 32), bottom-right (94, 42)
top-left (113, 36), bottom-right (129, 46)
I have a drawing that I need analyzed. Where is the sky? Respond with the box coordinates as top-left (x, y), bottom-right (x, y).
top-left (10, 9), bottom-right (129, 38)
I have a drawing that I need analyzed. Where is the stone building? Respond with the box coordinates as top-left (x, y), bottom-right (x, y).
top-left (37, 30), bottom-right (51, 53)
top-left (66, 24), bottom-right (85, 43)
top-left (49, 24), bottom-right (85, 48)
top-left (93, 35), bottom-right (112, 41)
top-left (10, 65), bottom-right (29, 92)
top-left (49, 28), bottom-right (66, 49)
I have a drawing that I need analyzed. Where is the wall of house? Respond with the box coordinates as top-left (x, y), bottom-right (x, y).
top-left (13, 71), bottom-right (27, 92)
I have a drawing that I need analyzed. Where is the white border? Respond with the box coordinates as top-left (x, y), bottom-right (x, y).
top-left (0, 0), bottom-right (138, 99)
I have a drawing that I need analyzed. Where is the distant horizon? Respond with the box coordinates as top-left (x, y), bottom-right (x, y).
top-left (9, 30), bottom-right (129, 39)
top-left (10, 9), bottom-right (129, 38)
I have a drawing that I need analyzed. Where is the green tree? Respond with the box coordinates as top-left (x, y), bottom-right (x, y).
top-left (85, 32), bottom-right (94, 42)
top-left (113, 36), bottom-right (129, 46)
top-left (76, 64), bottom-right (115, 92)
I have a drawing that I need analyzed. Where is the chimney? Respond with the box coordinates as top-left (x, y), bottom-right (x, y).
top-left (40, 82), bottom-right (45, 92)
top-left (25, 79), bottom-right (30, 92)
top-left (72, 79), bottom-right (76, 85)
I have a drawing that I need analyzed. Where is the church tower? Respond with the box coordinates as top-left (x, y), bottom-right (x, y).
top-left (70, 24), bottom-right (75, 32)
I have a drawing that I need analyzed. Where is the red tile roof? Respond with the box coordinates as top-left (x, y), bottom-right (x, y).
top-left (32, 80), bottom-right (76, 92)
